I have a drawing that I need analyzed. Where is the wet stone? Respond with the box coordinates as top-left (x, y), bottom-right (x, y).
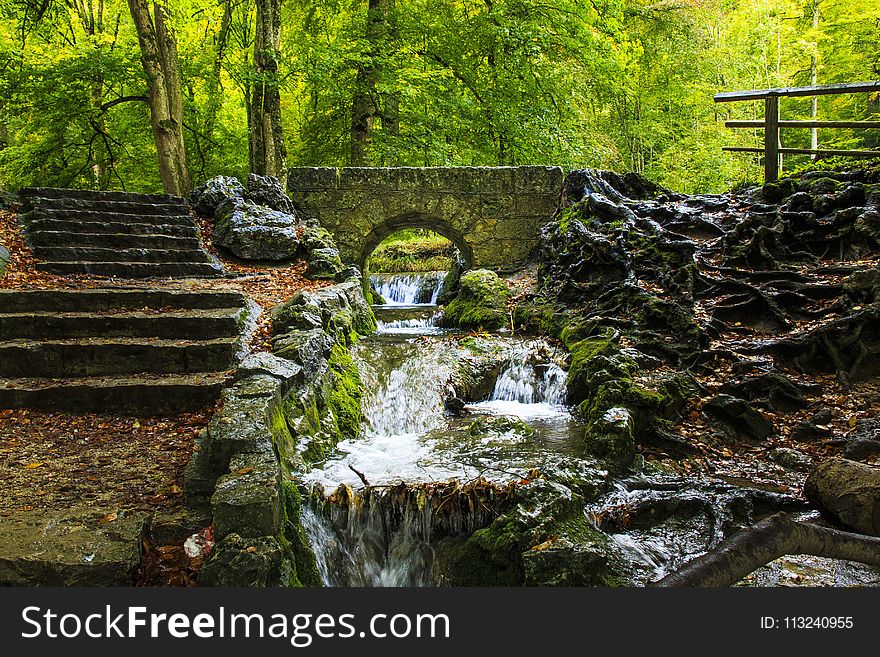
top-left (0, 506), bottom-right (149, 586)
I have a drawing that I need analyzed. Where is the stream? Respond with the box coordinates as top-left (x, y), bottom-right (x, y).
top-left (303, 271), bottom-right (593, 585)
top-left (301, 272), bottom-right (840, 587)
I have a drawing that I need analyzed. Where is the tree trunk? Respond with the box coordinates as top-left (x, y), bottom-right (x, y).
top-left (809, 0), bottom-right (820, 159)
top-left (350, 0), bottom-right (391, 166)
top-left (249, 0), bottom-right (286, 188)
top-left (653, 512), bottom-right (880, 587)
top-left (127, 0), bottom-right (190, 195)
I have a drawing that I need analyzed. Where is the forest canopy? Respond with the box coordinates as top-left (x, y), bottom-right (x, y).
top-left (0, 0), bottom-right (877, 194)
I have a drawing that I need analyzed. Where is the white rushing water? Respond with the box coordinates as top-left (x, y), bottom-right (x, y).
top-left (303, 337), bottom-right (467, 490)
top-left (304, 272), bottom-right (580, 586)
top-left (376, 311), bottom-right (445, 334)
top-left (467, 345), bottom-right (569, 420)
top-left (371, 272), bottom-right (446, 305)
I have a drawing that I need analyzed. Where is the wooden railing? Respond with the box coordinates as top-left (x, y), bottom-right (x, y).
top-left (714, 81), bottom-right (880, 183)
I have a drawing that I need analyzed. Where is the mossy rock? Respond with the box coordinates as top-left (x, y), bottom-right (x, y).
top-left (810, 177), bottom-right (844, 196)
top-left (584, 406), bottom-right (636, 472)
top-left (434, 480), bottom-right (629, 586)
top-left (522, 515), bottom-right (630, 586)
top-left (281, 480), bottom-right (322, 586)
top-left (512, 298), bottom-right (571, 339)
top-left (325, 343), bottom-right (363, 443)
top-left (443, 269), bottom-right (511, 330)
top-left (566, 340), bottom-right (634, 406)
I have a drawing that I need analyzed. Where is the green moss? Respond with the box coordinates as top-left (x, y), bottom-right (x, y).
top-left (433, 537), bottom-right (523, 586)
top-left (326, 343), bottom-right (363, 443)
top-left (443, 269), bottom-right (511, 330)
top-left (281, 480), bottom-right (322, 587)
top-left (580, 381), bottom-right (662, 426)
top-left (368, 230), bottom-right (455, 273)
top-left (557, 208), bottom-right (574, 234)
top-left (566, 334), bottom-right (631, 406)
top-left (512, 298), bottom-right (570, 339)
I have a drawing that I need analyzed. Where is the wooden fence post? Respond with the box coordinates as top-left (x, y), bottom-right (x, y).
top-left (764, 96), bottom-right (780, 183)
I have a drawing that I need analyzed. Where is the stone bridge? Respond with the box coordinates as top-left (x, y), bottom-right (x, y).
top-left (287, 166), bottom-right (563, 271)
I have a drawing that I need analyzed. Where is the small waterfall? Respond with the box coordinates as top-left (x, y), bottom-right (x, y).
top-left (360, 343), bottom-right (450, 438)
top-left (300, 505), bottom-right (339, 585)
top-left (490, 347), bottom-right (567, 406)
top-left (371, 272), bottom-right (446, 305)
top-left (376, 310), bottom-right (445, 334)
top-left (301, 495), bottom-right (433, 587)
top-left (303, 339), bottom-right (458, 490)
top-left (305, 479), bottom-right (517, 587)
top-left (467, 342), bottom-right (568, 419)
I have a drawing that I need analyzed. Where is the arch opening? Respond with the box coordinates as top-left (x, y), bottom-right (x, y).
top-left (358, 214), bottom-right (473, 275)
top-left (362, 215), bottom-right (471, 307)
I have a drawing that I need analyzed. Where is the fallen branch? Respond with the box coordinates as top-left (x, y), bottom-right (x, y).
top-left (652, 512), bottom-right (880, 587)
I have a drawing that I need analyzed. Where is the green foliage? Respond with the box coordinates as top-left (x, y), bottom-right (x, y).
top-left (368, 230), bottom-right (455, 272)
top-left (0, 0), bottom-right (876, 193)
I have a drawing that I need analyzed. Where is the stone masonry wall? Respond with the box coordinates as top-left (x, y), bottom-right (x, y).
top-left (287, 166), bottom-right (564, 272)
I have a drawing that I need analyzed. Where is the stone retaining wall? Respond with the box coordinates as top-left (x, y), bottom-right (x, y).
top-left (185, 276), bottom-right (376, 586)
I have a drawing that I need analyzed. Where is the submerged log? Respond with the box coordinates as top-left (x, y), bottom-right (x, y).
top-left (653, 512), bottom-right (880, 587)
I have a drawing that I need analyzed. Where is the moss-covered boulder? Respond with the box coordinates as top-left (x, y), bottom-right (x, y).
top-left (443, 269), bottom-right (510, 330)
top-left (198, 533), bottom-right (295, 587)
top-left (432, 480), bottom-right (629, 586)
top-left (272, 280), bottom-right (376, 342)
top-left (247, 174), bottom-right (295, 214)
top-left (190, 175), bottom-right (245, 216)
top-left (584, 406), bottom-right (636, 472)
top-left (300, 225), bottom-right (345, 280)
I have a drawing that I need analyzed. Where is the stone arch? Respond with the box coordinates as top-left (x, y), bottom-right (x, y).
top-left (287, 166), bottom-right (564, 272)
top-left (358, 213), bottom-right (474, 274)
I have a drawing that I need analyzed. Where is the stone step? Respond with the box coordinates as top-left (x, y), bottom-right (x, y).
top-left (33, 246), bottom-right (212, 264)
top-left (27, 220), bottom-right (199, 238)
top-left (23, 198), bottom-right (190, 216)
top-left (29, 230), bottom-right (201, 249)
top-left (35, 261), bottom-right (223, 278)
top-left (0, 506), bottom-right (149, 586)
top-left (0, 337), bottom-right (239, 378)
top-left (19, 186), bottom-right (187, 206)
top-left (0, 373), bottom-right (228, 414)
top-left (0, 288), bottom-right (245, 312)
top-left (0, 308), bottom-right (243, 339)
top-left (23, 207), bottom-right (194, 224)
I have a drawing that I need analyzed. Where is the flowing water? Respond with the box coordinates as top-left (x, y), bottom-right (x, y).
top-left (303, 271), bottom-right (585, 586)
top-left (302, 272), bottom-right (812, 587)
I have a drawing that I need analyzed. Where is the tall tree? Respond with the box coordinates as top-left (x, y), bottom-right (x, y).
top-left (127, 0), bottom-right (189, 194)
top-left (350, 0), bottom-right (393, 165)
top-left (249, 0), bottom-right (286, 185)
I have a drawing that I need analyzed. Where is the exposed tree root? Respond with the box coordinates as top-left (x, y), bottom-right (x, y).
top-left (653, 512), bottom-right (880, 587)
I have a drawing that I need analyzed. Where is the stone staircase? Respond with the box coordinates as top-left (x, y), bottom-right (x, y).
top-left (18, 187), bottom-right (222, 278)
top-left (0, 288), bottom-right (247, 414)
